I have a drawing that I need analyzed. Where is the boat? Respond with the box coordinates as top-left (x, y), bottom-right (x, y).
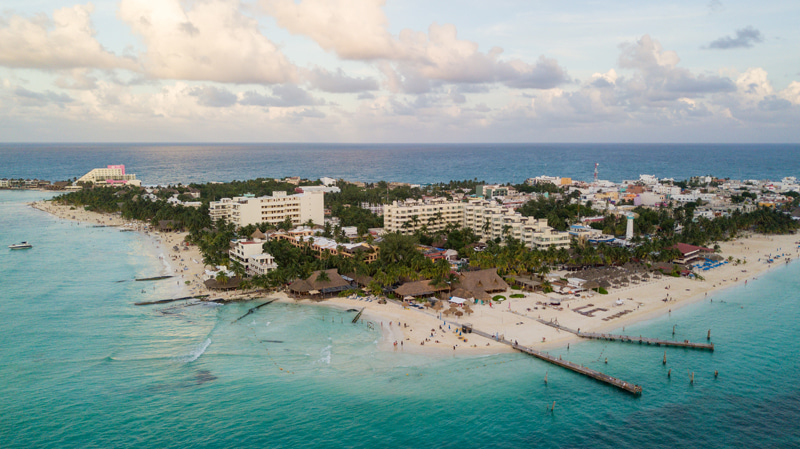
top-left (9, 241), bottom-right (32, 250)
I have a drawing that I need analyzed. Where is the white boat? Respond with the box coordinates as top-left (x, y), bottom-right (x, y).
top-left (9, 241), bottom-right (32, 250)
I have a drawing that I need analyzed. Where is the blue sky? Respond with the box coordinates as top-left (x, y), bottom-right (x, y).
top-left (0, 0), bottom-right (798, 142)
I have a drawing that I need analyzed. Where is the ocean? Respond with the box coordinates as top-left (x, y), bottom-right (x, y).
top-left (2, 144), bottom-right (800, 448)
top-left (0, 143), bottom-right (798, 185)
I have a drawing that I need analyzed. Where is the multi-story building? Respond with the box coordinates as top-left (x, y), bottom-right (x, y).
top-left (383, 198), bottom-right (465, 234)
top-left (229, 239), bottom-right (277, 276)
top-left (476, 184), bottom-right (513, 199)
top-left (463, 199), bottom-right (571, 249)
top-left (209, 191), bottom-right (324, 228)
top-left (385, 198), bottom-right (570, 250)
top-left (76, 165), bottom-right (141, 186)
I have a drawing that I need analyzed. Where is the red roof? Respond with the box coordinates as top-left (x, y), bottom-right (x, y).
top-left (671, 243), bottom-right (713, 255)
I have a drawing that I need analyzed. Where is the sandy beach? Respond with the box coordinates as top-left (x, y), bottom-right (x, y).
top-left (30, 199), bottom-right (800, 356)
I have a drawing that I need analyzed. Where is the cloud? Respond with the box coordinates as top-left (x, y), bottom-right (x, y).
top-left (119, 0), bottom-right (296, 84)
top-left (240, 85), bottom-right (325, 107)
top-left (188, 86), bottom-right (238, 107)
top-left (260, 0), bottom-right (396, 60)
top-left (54, 69), bottom-right (99, 90)
top-left (304, 67), bottom-right (378, 93)
top-left (263, 1), bottom-right (568, 93)
top-left (0, 3), bottom-right (136, 70)
top-left (706, 27), bottom-right (763, 49)
top-left (618, 35), bottom-right (736, 104)
top-left (383, 24), bottom-right (570, 93)
top-left (14, 86), bottom-right (73, 103)
top-left (707, 0), bottom-right (724, 13)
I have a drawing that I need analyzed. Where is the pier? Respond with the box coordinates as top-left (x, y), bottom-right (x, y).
top-left (532, 317), bottom-right (714, 351)
top-left (464, 325), bottom-right (643, 396)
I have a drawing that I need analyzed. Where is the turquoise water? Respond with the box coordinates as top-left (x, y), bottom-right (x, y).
top-left (2, 190), bottom-right (800, 448)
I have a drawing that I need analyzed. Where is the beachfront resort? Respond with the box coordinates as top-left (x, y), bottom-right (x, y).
top-left (25, 166), bottom-right (800, 392)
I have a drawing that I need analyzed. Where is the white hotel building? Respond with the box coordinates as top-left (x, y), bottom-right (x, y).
top-left (209, 191), bottom-right (324, 228)
top-left (384, 198), bottom-right (571, 250)
top-left (229, 239), bottom-right (277, 276)
top-left (76, 165), bottom-right (141, 186)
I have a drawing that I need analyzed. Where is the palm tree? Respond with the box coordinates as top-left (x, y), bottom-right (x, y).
top-left (316, 270), bottom-right (330, 283)
top-left (216, 271), bottom-right (230, 285)
top-left (230, 260), bottom-right (247, 279)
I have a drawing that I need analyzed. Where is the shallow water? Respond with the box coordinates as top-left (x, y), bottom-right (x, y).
top-left (2, 190), bottom-right (800, 448)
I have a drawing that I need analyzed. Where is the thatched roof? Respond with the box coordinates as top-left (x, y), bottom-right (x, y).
top-left (598, 280), bottom-right (611, 289)
top-left (288, 269), bottom-right (350, 294)
top-left (345, 273), bottom-right (373, 287)
top-left (158, 220), bottom-right (180, 231)
top-left (251, 229), bottom-right (266, 239)
top-left (204, 277), bottom-right (242, 290)
top-left (459, 268), bottom-right (509, 294)
top-left (582, 280), bottom-right (600, 290)
top-left (393, 280), bottom-right (449, 298)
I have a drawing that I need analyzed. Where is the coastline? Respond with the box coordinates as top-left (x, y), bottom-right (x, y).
top-left (29, 198), bottom-right (800, 357)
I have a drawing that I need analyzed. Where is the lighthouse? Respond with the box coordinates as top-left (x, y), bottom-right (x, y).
top-left (626, 213), bottom-right (634, 240)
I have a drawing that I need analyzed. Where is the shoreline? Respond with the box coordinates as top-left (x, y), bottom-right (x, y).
top-left (29, 198), bottom-right (800, 357)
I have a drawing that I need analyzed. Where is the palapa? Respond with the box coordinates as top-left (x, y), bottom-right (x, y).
top-left (393, 280), bottom-right (449, 298)
top-left (288, 269), bottom-right (351, 295)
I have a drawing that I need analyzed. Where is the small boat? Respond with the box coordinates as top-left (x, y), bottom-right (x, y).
top-left (9, 241), bottom-right (32, 250)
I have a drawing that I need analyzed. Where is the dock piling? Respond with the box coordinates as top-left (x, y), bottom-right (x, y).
top-left (707, 329), bottom-right (711, 341)
top-left (663, 351), bottom-right (667, 365)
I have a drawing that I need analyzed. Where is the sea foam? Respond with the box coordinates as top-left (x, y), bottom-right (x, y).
top-left (182, 338), bottom-right (211, 363)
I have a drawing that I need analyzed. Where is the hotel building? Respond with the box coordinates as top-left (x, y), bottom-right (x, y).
top-left (209, 191), bottom-right (324, 228)
top-left (384, 198), bottom-right (571, 249)
top-left (76, 165), bottom-right (141, 186)
top-left (229, 239), bottom-right (277, 276)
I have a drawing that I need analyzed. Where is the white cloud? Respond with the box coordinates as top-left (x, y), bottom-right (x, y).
top-left (260, 0), bottom-right (396, 60)
top-left (263, 1), bottom-right (569, 93)
top-left (119, 0), bottom-right (296, 84)
top-left (304, 67), bottom-right (378, 93)
top-left (0, 3), bottom-right (136, 70)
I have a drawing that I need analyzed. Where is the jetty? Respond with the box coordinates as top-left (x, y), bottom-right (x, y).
top-left (351, 307), bottom-right (365, 323)
top-left (464, 325), bottom-right (642, 395)
top-left (232, 299), bottom-right (276, 323)
top-left (134, 275), bottom-right (174, 282)
top-left (135, 294), bottom-right (209, 306)
top-left (532, 317), bottom-right (714, 351)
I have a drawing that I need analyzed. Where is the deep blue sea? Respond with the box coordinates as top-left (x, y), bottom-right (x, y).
top-left (0, 143), bottom-right (798, 184)
top-left (2, 144), bottom-right (800, 447)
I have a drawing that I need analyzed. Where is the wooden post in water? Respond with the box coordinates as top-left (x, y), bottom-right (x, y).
top-left (668, 369), bottom-right (671, 378)
top-left (672, 325), bottom-right (676, 335)
top-left (707, 329), bottom-right (711, 341)
top-left (605, 357), bottom-right (608, 364)
top-left (551, 401), bottom-right (556, 413)
top-left (544, 371), bottom-right (548, 385)
top-left (714, 370), bottom-right (719, 378)
top-left (663, 351), bottom-right (667, 365)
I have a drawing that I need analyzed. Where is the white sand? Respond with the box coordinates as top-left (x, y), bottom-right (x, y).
top-left (31, 199), bottom-right (800, 355)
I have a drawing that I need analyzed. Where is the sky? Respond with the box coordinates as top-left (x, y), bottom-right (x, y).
top-left (0, 0), bottom-right (798, 143)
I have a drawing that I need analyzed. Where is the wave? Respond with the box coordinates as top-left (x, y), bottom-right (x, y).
top-left (182, 338), bottom-right (211, 363)
top-left (317, 345), bottom-right (332, 365)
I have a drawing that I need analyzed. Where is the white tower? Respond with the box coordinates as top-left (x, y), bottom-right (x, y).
top-left (626, 213), bottom-right (634, 240)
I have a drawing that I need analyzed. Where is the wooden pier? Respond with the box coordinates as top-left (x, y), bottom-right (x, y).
top-left (532, 317), bottom-right (714, 351)
top-left (465, 326), bottom-right (643, 396)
